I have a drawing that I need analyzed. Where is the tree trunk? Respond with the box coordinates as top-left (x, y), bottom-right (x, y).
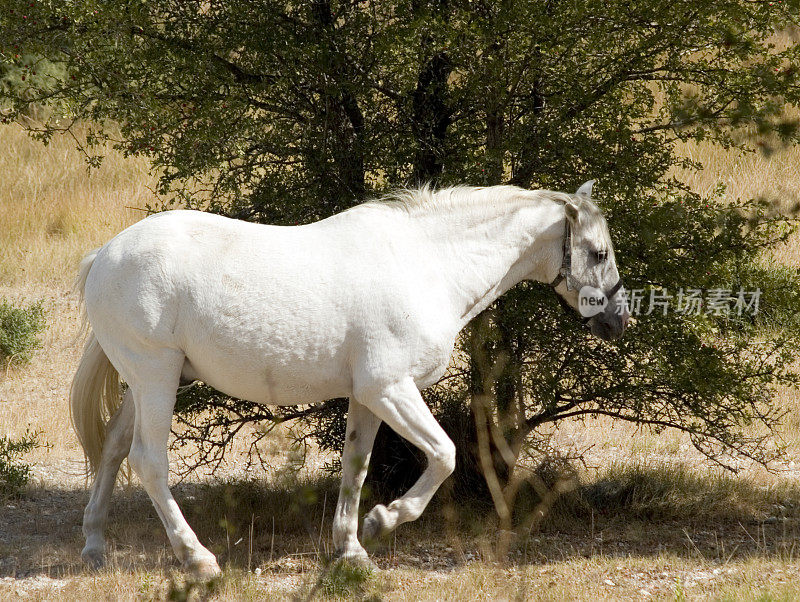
top-left (310, 0), bottom-right (366, 208)
top-left (410, 0), bottom-right (452, 185)
top-left (411, 50), bottom-right (452, 184)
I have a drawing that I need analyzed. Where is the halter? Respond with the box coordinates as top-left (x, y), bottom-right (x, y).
top-left (549, 218), bottom-right (624, 324)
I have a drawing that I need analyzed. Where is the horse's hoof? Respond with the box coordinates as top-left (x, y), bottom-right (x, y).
top-left (186, 557), bottom-right (222, 582)
top-left (361, 504), bottom-right (390, 543)
top-left (334, 550), bottom-right (378, 571)
top-left (81, 546), bottom-right (105, 570)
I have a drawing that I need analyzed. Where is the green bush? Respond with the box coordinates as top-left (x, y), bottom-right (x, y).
top-left (0, 298), bottom-right (45, 366)
top-left (319, 560), bottom-right (375, 598)
top-left (0, 429), bottom-right (41, 497)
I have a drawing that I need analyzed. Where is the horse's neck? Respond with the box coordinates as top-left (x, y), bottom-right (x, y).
top-left (414, 196), bottom-right (564, 329)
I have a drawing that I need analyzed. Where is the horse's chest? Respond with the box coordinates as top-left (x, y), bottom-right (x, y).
top-left (411, 340), bottom-right (453, 387)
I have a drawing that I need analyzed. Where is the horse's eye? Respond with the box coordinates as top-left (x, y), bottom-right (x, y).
top-left (594, 250), bottom-right (608, 263)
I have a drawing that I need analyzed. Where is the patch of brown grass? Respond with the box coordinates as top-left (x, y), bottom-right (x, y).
top-left (5, 469), bottom-right (800, 600)
top-left (0, 124), bottom-right (154, 287)
top-left (672, 135), bottom-right (800, 267)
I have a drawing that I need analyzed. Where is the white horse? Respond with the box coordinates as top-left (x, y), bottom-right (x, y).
top-left (70, 181), bottom-right (628, 579)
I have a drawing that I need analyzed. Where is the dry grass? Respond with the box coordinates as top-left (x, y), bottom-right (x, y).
top-left (2, 118), bottom-right (800, 599)
top-left (0, 124), bottom-right (154, 286)
top-left (5, 559), bottom-right (800, 601)
top-left (4, 463), bottom-right (800, 600)
top-left (672, 136), bottom-right (800, 266)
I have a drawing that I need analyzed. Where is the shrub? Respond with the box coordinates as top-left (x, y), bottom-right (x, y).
top-left (0, 298), bottom-right (45, 366)
top-left (0, 429), bottom-right (42, 497)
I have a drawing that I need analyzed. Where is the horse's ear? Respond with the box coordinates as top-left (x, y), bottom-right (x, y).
top-left (565, 200), bottom-right (581, 224)
top-left (576, 180), bottom-right (595, 198)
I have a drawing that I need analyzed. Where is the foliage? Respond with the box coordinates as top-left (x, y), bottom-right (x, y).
top-left (3, 1), bottom-right (800, 493)
top-left (0, 298), bottom-right (45, 366)
top-left (0, 429), bottom-right (42, 497)
top-left (0, 53), bottom-right (65, 117)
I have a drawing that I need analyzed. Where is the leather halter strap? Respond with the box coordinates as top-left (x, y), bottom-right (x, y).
top-left (550, 218), bottom-right (624, 323)
top-left (549, 220), bottom-right (575, 291)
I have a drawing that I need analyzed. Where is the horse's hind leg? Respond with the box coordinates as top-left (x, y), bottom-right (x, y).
top-left (332, 399), bottom-right (381, 564)
top-left (125, 349), bottom-right (221, 580)
top-left (355, 377), bottom-right (456, 541)
top-left (81, 387), bottom-right (134, 568)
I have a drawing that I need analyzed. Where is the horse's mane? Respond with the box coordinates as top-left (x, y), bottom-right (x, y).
top-left (360, 184), bottom-right (601, 218)
top-left (358, 184), bottom-right (611, 254)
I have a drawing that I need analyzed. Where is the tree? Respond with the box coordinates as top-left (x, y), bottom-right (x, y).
top-left (2, 0), bottom-right (800, 504)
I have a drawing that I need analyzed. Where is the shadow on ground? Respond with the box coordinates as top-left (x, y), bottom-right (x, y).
top-left (2, 463), bottom-right (800, 579)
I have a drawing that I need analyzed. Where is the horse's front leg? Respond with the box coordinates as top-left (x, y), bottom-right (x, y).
top-left (355, 377), bottom-right (456, 541)
top-left (332, 399), bottom-right (382, 564)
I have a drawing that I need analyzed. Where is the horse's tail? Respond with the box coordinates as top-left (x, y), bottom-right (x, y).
top-left (70, 249), bottom-right (121, 477)
top-left (74, 249), bottom-right (99, 341)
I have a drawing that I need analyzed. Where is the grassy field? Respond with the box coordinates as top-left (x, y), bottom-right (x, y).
top-left (0, 124), bottom-right (154, 287)
top-left (1, 122), bottom-right (800, 601)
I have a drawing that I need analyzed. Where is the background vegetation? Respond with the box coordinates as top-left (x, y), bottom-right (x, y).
top-left (0, 429), bottom-right (42, 497)
top-left (0, 298), bottom-right (45, 498)
top-left (2, 3), bottom-right (800, 598)
top-left (6, 0), bottom-right (799, 493)
top-left (0, 70), bottom-right (799, 602)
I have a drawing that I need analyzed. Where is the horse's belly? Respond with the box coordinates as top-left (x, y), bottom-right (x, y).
top-left (180, 344), bottom-right (353, 407)
top-left (174, 281), bottom-right (357, 404)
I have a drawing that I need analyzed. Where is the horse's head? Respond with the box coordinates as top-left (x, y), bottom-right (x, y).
top-left (550, 180), bottom-right (629, 341)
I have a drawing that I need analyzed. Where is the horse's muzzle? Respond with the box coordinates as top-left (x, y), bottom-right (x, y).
top-left (590, 304), bottom-right (629, 341)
